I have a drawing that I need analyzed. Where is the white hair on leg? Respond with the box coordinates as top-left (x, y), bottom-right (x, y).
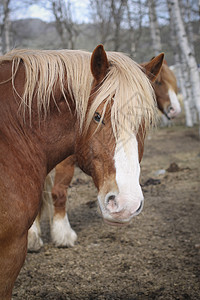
top-left (51, 213), bottom-right (77, 247)
top-left (28, 216), bottom-right (43, 252)
top-left (28, 169), bottom-right (55, 251)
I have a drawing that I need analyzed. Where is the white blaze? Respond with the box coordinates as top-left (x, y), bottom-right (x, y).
top-left (114, 134), bottom-right (144, 214)
top-left (168, 89), bottom-right (181, 117)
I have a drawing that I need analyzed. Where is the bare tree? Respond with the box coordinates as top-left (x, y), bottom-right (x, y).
top-left (89, 0), bottom-right (128, 52)
top-left (111, 0), bottom-right (127, 51)
top-left (0, 0), bottom-right (11, 54)
top-left (50, 0), bottom-right (79, 49)
top-left (89, 0), bottom-right (112, 45)
top-left (147, 0), bottom-right (162, 55)
top-left (125, 0), bottom-right (144, 58)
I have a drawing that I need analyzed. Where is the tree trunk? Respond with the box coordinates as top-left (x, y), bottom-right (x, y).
top-left (168, 0), bottom-right (200, 122)
top-left (185, 0), bottom-right (195, 55)
top-left (4, 15), bottom-right (10, 52)
top-left (180, 61), bottom-right (194, 127)
top-left (111, 0), bottom-right (127, 52)
top-left (89, 0), bottom-right (112, 46)
top-left (0, 0), bottom-right (11, 54)
top-left (3, 0), bottom-right (11, 53)
top-left (0, 28), bottom-right (3, 55)
top-left (126, 0), bottom-right (143, 59)
top-left (147, 0), bottom-right (162, 55)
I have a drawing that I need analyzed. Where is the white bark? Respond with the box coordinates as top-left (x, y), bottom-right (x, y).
top-left (168, 0), bottom-right (200, 120)
top-left (167, 0), bottom-right (193, 126)
top-left (185, 0), bottom-right (195, 55)
top-left (147, 0), bottom-right (162, 55)
top-left (180, 62), bottom-right (194, 127)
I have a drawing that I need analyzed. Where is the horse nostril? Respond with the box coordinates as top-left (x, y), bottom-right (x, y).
top-left (107, 195), bottom-right (116, 202)
top-left (133, 200), bottom-right (144, 216)
top-left (106, 194), bottom-right (118, 211)
top-left (107, 194), bottom-right (117, 206)
top-left (169, 106), bottom-right (174, 112)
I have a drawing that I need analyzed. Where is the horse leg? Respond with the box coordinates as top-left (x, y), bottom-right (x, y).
top-left (51, 156), bottom-right (77, 247)
top-left (0, 194), bottom-right (39, 299)
top-left (0, 232), bottom-right (27, 300)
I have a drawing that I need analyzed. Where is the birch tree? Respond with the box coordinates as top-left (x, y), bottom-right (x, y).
top-left (167, 0), bottom-right (193, 127)
top-left (184, 0), bottom-right (195, 55)
top-left (147, 0), bottom-right (162, 55)
top-left (168, 0), bottom-right (200, 123)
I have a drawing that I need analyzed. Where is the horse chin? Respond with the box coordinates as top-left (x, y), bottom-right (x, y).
top-left (103, 219), bottom-right (131, 227)
top-left (98, 195), bottom-right (144, 227)
top-left (99, 208), bottom-right (133, 226)
top-left (101, 209), bottom-right (138, 227)
top-left (167, 110), bottom-right (181, 119)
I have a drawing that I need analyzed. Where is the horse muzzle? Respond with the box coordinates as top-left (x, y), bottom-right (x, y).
top-left (165, 105), bottom-right (181, 119)
top-left (98, 192), bottom-right (144, 226)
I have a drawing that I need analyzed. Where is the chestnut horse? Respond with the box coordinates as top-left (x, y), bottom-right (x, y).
top-left (0, 45), bottom-right (163, 298)
top-left (152, 61), bottom-right (181, 119)
top-left (29, 58), bottom-right (180, 251)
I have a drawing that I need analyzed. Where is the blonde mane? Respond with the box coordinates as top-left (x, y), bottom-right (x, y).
top-left (0, 49), bottom-right (93, 126)
top-left (0, 49), bottom-right (157, 140)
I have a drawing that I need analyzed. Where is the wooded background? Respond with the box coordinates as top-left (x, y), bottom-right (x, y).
top-left (0, 0), bottom-right (199, 128)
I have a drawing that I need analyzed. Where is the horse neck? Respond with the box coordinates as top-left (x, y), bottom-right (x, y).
top-left (40, 101), bottom-right (77, 172)
top-left (0, 65), bottom-right (77, 178)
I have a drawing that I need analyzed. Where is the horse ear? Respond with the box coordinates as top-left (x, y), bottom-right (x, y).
top-left (141, 53), bottom-right (164, 82)
top-left (91, 44), bottom-right (109, 82)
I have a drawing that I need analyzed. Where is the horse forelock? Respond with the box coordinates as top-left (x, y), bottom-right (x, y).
top-left (87, 51), bottom-right (157, 144)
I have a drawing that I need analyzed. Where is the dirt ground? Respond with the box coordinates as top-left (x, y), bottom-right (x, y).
top-left (13, 123), bottom-right (200, 300)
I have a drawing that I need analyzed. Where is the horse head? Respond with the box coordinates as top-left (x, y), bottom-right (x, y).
top-left (75, 45), bottom-right (164, 226)
top-left (151, 62), bottom-right (181, 119)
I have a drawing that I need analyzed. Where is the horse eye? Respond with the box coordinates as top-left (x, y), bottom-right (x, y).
top-left (94, 112), bottom-right (105, 125)
top-left (156, 80), bottom-right (162, 86)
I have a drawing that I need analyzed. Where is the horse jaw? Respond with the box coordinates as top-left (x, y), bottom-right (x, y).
top-left (97, 134), bottom-right (144, 225)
